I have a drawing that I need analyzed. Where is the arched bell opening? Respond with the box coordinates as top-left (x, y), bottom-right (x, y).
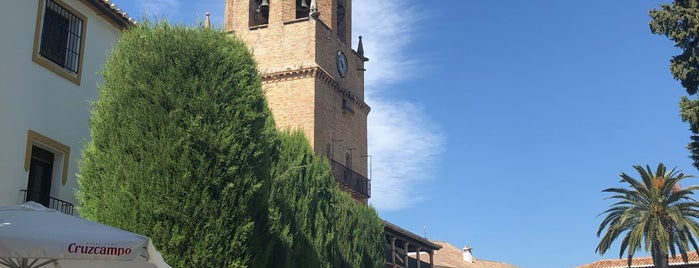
top-left (249, 0), bottom-right (269, 26)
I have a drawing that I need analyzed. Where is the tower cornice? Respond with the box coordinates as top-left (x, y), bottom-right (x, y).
top-left (260, 67), bottom-right (371, 114)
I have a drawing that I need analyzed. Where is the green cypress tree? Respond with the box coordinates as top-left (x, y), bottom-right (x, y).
top-left (650, 1), bottom-right (699, 169)
top-left (259, 131), bottom-right (325, 267)
top-left (332, 198), bottom-right (385, 268)
top-left (262, 131), bottom-right (384, 267)
top-left (77, 22), bottom-right (277, 268)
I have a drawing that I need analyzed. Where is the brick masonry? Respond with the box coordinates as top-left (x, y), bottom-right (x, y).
top-left (225, 0), bottom-right (370, 202)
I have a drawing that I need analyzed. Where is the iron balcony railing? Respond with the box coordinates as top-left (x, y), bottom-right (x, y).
top-left (20, 190), bottom-right (74, 215)
top-left (329, 159), bottom-right (370, 199)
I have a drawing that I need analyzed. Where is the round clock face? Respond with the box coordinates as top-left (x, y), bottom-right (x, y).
top-left (336, 51), bottom-right (348, 78)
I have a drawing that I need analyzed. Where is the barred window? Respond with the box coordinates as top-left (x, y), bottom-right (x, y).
top-left (39, 0), bottom-right (83, 74)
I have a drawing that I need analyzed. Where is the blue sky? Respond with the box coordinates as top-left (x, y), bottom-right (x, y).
top-left (112, 0), bottom-right (695, 267)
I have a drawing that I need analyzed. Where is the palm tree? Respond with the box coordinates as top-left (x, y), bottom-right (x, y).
top-left (597, 163), bottom-right (699, 268)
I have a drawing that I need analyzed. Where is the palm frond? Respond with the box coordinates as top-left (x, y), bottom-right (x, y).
top-left (597, 163), bottom-right (699, 267)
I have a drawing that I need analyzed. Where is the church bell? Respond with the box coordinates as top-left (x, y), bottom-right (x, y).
top-left (298, 0), bottom-right (309, 11)
top-left (257, 0), bottom-right (270, 12)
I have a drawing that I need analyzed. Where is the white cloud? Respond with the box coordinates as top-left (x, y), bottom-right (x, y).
top-left (353, 0), bottom-right (444, 211)
top-left (353, 0), bottom-right (423, 88)
top-left (367, 98), bottom-right (443, 211)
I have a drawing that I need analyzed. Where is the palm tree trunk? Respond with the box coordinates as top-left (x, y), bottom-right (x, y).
top-left (651, 242), bottom-right (669, 268)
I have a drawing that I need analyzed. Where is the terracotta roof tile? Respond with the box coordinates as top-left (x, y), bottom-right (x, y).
top-left (96, 0), bottom-right (135, 24)
top-left (577, 251), bottom-right (699, 268)
top-left (418, 241), bottom-right (517, 268)
top-left (81, 0), bottom-right (135, 28)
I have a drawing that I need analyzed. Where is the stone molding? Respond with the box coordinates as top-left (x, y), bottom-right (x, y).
top-left (260, 67), bottom-right (371, 114)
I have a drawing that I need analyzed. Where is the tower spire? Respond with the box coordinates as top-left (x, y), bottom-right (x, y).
top-left (357, 36), bottom-right (364, 56)
top-left (204, 12), bottom-right (211, 28)
top-left (358, 36), bottom-right (369, 61)
top-left (310, 0), bottom-right (320, 18)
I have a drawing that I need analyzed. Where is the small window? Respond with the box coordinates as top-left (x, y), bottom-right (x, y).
top-left (336, 1), bottom-right (347, 42)
top-left (341, 97), bottom-right (354, 113)
top-left (250, 0), bottom-right (270, 26)
top-left (32, 0), bottom-right (86, 85)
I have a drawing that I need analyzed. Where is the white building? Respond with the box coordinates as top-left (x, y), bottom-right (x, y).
top-left (0, 0), bottom-right (132, 214)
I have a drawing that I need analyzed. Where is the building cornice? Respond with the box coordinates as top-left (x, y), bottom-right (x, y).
top-left (260, 67), bottom-right (371, 114)
top-left (383, 220), bottom-right (442, 251)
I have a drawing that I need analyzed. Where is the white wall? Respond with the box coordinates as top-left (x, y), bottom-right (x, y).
top-left (0, 0), bottom-right (122, 209)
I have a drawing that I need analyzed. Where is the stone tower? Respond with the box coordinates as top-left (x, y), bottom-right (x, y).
top-left (225, 0), bottom-right (370, 202)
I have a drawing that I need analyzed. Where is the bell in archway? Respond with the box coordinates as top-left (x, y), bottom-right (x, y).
top-left (257, 0), bottom-right (269, 12)
top-left (298, 0), bottom-right (309, 12)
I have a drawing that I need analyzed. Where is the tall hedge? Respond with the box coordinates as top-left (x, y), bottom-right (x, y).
top-left (78, 21), bottom-right (384, 268)
top-left (77, 22), bottom-right (277, 267)
top-left (263, 131), bottom-right (385, 268)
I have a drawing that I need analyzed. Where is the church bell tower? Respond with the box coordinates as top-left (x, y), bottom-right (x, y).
top-left (225, 0), bottom-right (371, 203)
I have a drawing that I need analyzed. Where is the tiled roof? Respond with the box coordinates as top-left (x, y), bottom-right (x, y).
top-left (98, 0), bottom-right (135, 24)
top-left (84, 0), bottom-right (135, 28)
top-left (418, 241), bottom-right (518, 268)
top-left (577, 251), bottom-right (699, 268)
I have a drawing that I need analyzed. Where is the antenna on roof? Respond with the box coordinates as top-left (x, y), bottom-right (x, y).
top-left (424, 226), bottom-right (428, 239)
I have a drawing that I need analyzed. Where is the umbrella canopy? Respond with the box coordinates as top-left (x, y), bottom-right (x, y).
top-left (0, 202), bottom-right (171, 268)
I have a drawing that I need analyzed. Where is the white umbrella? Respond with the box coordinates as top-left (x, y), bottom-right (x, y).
top-left (0, 202), bottom-right (171, 268)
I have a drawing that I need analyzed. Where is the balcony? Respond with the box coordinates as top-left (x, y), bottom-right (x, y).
top-left (329, 159), bottom-right (370, 199)
top-left (20, 190), bottom-right (74, 215)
